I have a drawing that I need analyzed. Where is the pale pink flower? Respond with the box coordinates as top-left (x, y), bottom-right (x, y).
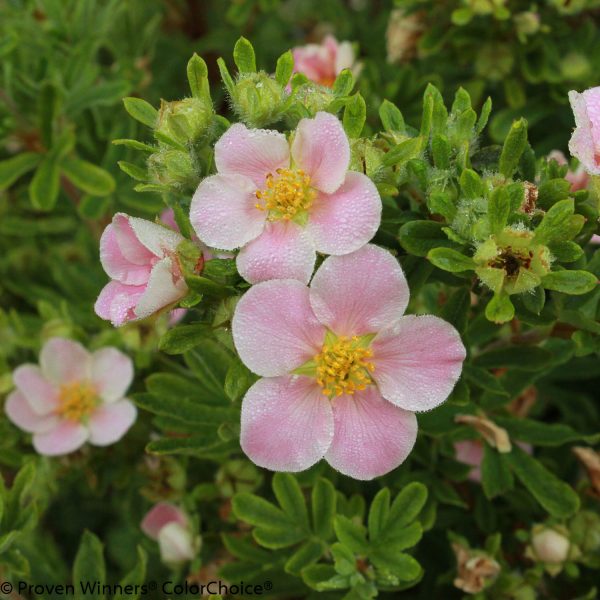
top-left (95, 213), bottom-right (188, 326)
top-left (292, 35), bottom-right (359, 87)
top-left (231, 244), bottom-right (466, 480)
top-left (190, 112), bottom-right (381, 284)
top-left (548, 150), bottom-right (590, 192)
top-left (4, 338), bottom-right (136, 456)
top-left (568, 87), bottom-right (600, 176)
top-left (141, 503), bottom-right (199, 564)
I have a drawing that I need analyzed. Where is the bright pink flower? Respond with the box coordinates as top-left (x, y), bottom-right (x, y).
top-left (95, 213), bottom-right (188, 326)
top-left (548, 150), bottom-right (590, 192)
top-left (4, 338), bottom-right (136, 456)
top-left (141, 502), bottom-right (198, 564)
top-left (190, 112), bottom-right (381, 284)
top-left (568, 87), bottom-right (600, 176)
top-left (231, 244), bottom-right (466, 480)
top-left (292, 35), bottom-right (359, 88)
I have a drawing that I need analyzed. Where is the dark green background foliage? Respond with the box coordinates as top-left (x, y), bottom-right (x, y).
top-left (1, 1), bottom-right (599, 599)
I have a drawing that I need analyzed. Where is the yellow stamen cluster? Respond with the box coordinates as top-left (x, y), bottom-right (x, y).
top-left (255, 168), bottom-right (315, 222)
top-left (315, 336), bottom-right (375, 398)
top-left (57, 382), bottom-right (99, 422)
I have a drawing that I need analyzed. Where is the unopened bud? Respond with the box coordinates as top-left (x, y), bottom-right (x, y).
top-left (232, 72), bottom-right (286, 127)
top-left (156, 98), bottom-right (212, 145)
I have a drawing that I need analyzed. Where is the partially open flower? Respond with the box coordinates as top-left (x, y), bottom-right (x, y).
top-left (141, 503), bottom-right (200, 564)
top-left (95, 213), bottom-right (188, 326)
top-left (474, 227), bottom-right (552, 295)
top-left (4, 338), bottom-right (136, 456)
top-left (292, 35), bottom-right (359, 88)
top-left (191, 112), bottom-right (381, 284)
top-left (453, 542), bottom-right (501, 594)
top-left (568, 87), bottom-right (600, 176)
top-left (231, 244), bottom-right (466, 480)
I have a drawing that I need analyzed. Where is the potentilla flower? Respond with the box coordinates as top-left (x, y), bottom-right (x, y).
top-left (190, 112), bottom-right (381, 284)
top-left (568, 86), bottom-right (600, 175)
top-left (4, 338), bottom-right (136, 456)
top-left (95, 213), bottom-right (188, 326)
top-left (548, 150), bottom-right (590, 192)
top-left (231, 244), bottom-right (466, 480)
top-left (292, 35), bottom-right (359, 88)
top-left (141, 502), bottom-right (200, 564)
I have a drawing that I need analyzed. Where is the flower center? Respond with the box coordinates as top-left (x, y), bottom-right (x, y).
top-left (255, 168), bottom-right (316, 223)
top-left (314, 335), bottom-right (375, 398)
top-left (490, 247), bottom-right (533, 278)
top-left (57, 382), bottom-right (99, 422)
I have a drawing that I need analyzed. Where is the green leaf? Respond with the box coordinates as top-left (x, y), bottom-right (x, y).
top-left (459, 168), bottom-right (484, 199)
top-left (224, 358), bottom-right (254, 402)
top-left (73, 531), bottom-right (106, 600)
top-left (332, 69), bottom-right (354, 97)
top-left (285, 539), bottom-right (325, 575)
top-left (485, 293), bottom-right (515, 324)
top-left (233, 37), bottom-right (256, 73)
top-left (505, 445), bottom-right (580, 518)
top-left (29, 155), bottom-right (60, 211)
top-left (273, 473), bottom-right (309, 530)
top-left (343, 93), bottom-right (366, 139)
top-left (114, 547), bottom-right (147, 600)
top-left (187, 53), bottom-right (210, 102)
top-left (474, 345), bottom-right (552, 371)
top-left (123, 97), bottom-right (158, 128)
top-left (232, 493), bottom-right (292, 530)
top-left (333, 515), bottom-right (368, 554)
top-left (494, 417), bottom-right (600, 446)
top-left (399, 221), bottom-right (456, 257)
top-left (533, 199), bottom-right (575, 244)
top-left (542, 270), bottom-right (597, 295)
top-left (118, 161), bottom-right (147, 181)
top-left (0, 153), bottom-right (41, 190)
top-left (312, 478), bottom-right (336, 540)
top-left (387, 482), bottom-right (428, 531)
top-left (488, 187), bottom-right (511, 235)
top-left (441, 287), bottom-right (471, 333)
top-left (431, 134), bottom-right (451, 169)
top-left (62, 157), bottom-right (115, 196)
top-left (368, 488), bottom-right (390, 541)
top-left (370, 550), bottom-right (422, 581)
top-left (499, 118), bottom-right (528, 178)
top-left (382, 136), bottom-right (423, 167)
top-left (159, 324), bottom-right (212, 355)
top-left (112, 139), bottom-right (156, 153)
top-left (476, 97), bottom-right (492, 134)
top-left (217, 58), bottom-right (236, 95)
top-left (379, 100), bottom-right (405, 133)
top-left (428, 248), bottom-right (475, 272)
top-left (481, 444), bottom-right (513, 499)
top-left (275, 50), bottom-right (294, 86)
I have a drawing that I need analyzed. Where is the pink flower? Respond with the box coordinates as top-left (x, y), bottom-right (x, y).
top-left (292, 35), bottom-right (359, 88)
top-left (231, 244), bottom-right (466, 480)
top-left (568, 87), bottom-right (600, 176)
top-left (141, 503), bottom-right (199, 564)
top-left (4, 338), bottom-right (136, 456)
top-left (95, 213), bottom-right (188, 326)
top-left (548, 150), bottom-right (590, 192)
top-left (190, 112), bottom-right (381, 284)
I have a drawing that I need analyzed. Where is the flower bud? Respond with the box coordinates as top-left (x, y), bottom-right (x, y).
top-left (148, 148), bottom-right (197, 191)
top-left (290, 82), bottom-right (334, 116)
top-left (514, 12), bottom-right (540, 40)
top-left (231, 72), bottom-right (286, 127)
top-left (560, 53), bottom-right (591, 81)
top-left (157, 521), bottom-right (199, 564)
top-left (155, 98), bottom-right (212, 145)
top-left (530, 526), bottom-right (570, 564)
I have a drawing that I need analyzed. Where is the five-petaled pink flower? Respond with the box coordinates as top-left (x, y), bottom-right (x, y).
top-left (4, 338), bottom-right (136, 456)
top-left (232, 244), bottom-right (466, 480)
top-left (568, 86), bottom-right (600, 176)
top-left (141, 503), bottom-right (199, 564)
top-left (190, 111), bottom-right (381, 284)
top-left (292, 35), bottom-right (359, 88)
top-left (95, 213), bottom-right (188, 326)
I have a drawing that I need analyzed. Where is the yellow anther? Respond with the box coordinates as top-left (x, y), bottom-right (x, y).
top-left (255, 168), bottom-right (316, 222)
top-left (57, 381), bottom-right (99, 422)
top-left (314, 335), bottom-right (375, 398)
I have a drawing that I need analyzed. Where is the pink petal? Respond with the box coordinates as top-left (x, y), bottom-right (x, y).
top-left (236, 221), bottom-right (316, 284)
top-left (112, 214), bottom-right (156, 264)
top-left (128, 215), bottom-right (184, 256)
top-left (134, 257), bottom-right (187, 320)
top-left (232, 279), bottom-right (326, 377)
top-left (215, 123), bottom-right (290, 188)
top-left (99, 224), bottom-right (151, 286)
top-left (91, 347), bottom-right (134, 403)
top-left (325, 387), bottom-right (417, 480)
top-left (39, 338), bottom-right (91, 385)
top-left (32, 420), bottom-right (89, 456)
top-left (240, 376), bottom-right (333, 472)
top-left (308, 171), bottom-right (381, 255)
top-left (190, 174), bottom-right (266, 250)
top-left (141, 503), bottom-right (189, 540)
top-left (309, 244), bottom-right (409, 337)
top-left (568, 88), bottom-right (600, 175)
top-left (5, 391), bottom-right (59, 433)
top-left (12, 364), bottom-right (58, 414)
top-left (160, 208), bottom-right (179, 232)
top-left (292, 44), bottom-right (333, 82)
top-left (291, 112), bottom-right (350, 194)
top-left (454, 440), bottom-right (483, 482)
top-left (95, 281), bottom-right (146, 327)
top-left (371, 315), bottom-right (466, 412)
top-left (87, 399), bottom-right (137, 446)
